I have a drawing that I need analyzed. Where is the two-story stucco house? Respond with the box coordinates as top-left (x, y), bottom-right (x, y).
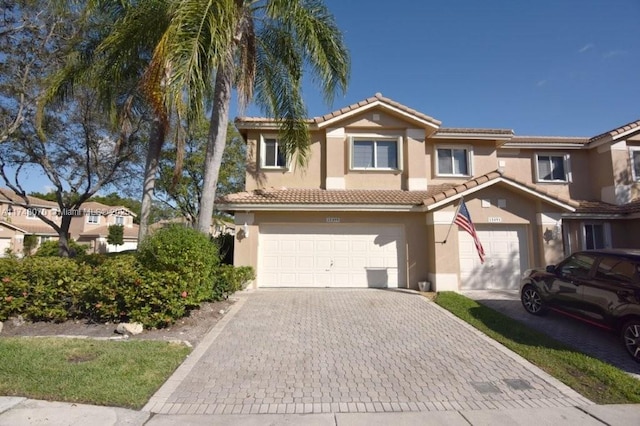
top-left (217, 93), bottom-right (640, 291)
top-left (0, 190), bottom-right (139, 255)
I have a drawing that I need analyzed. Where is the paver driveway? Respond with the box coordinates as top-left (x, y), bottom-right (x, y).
top-left (146, 289), bottom-right (589, 415)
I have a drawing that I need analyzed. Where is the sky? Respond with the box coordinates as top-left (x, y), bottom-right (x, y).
top-left (256, 0), bottom-right (640, 137)
top-left (14, 0), bottom-right (640, 194)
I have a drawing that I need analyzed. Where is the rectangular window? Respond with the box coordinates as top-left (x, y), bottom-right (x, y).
top-left (436, 147), bottom-right (469, 176)
top-left (262, 138), bottom-right (287, 168)
top-left (352, 139), bottom-right (399, 169)
top-left (115, 216), bottom-right (124, 225)
top-left (87, 214), bottom-right (99, 224)
top-left (584, 224), bottom-right (606, 250)
top-left (595, 257), bottom-right (640, 285)
top-left (631, 149), bottom-right (640, 181)
top-left (26, 208), bottom-right (42, 219)
top-left (537, 154), bottom-right (568, 182)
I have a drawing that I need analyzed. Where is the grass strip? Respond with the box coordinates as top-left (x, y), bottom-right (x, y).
top-left (0, 337), bottom-right (190, 409)
top-left (434, 291), bottom-right (640, 404)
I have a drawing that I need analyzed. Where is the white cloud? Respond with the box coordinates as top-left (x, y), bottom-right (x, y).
top-left (536, 80), bottom-right (547, 87)
top-left (603, 50), bottom-right (627, 58)
top-left (578, 43), bottom-right (594, 53)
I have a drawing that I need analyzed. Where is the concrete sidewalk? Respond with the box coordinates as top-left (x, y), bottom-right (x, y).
top-left (2, 396), bottom-right (640, 425)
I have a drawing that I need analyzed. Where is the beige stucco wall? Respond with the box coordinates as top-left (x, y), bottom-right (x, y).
top-left (244, 130), bottom-right (324, 190)
top-left (427, 140), bottom-right (498, 185)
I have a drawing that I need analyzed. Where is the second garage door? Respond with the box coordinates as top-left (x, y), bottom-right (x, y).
top-left (259, 224), bottom-right (405, 288)
top-left (459, 225), bottom-right (529, 290)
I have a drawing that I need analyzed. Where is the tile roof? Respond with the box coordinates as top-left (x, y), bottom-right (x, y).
top-left (589, 119), bottom-right (640, 143)
top-left (436, 128), bottom-right (514, 136)
top-left (218, 186), bottom-right (456, 207)
top-left (573, 199), bottom-right (640, 215)
top-left (218, 171), bottom-right (580, 210)
top-left (312, 93), bottom-right (441, 126)
top-left (508, 136), bottom-right (588, 145)
top-left (235, 93), bottom-right (442, 128)
top-left (0, 188), bottom-right (57, 208)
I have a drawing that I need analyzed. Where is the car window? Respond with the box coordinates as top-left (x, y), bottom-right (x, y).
top-left (559, 253), bottom-right (596, 279)
top-left (595, 256), bottom-right (640, 285)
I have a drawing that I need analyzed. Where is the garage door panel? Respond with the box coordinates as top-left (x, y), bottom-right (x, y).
top-left (459, 225), bottom-right (528, 290)
top-left (259, 224), bottom-right (405, 288)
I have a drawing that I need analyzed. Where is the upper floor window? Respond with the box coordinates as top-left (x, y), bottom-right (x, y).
top-left (260, 137), bottom-right (287, 169)
top-left (26, 208), bottom-right (42, 219)
top-left (630, 148), bottom-right (640, 181)
top-left (87, 214), bottom-right (99, 224)
top-left (536, 154), bottom-right (570, 182)
top-left (115, 216), bottom-right (124, 225)
top-left (436, 146), bottom-right (471, 176)
top-left (351, 138), bottom-right (400, 170)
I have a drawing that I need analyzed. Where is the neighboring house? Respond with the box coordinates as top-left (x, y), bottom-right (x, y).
top-left (217, 93), bottom-right (640, 291)
top-left (0, 191), bottom-right (140, 256)
top-left (0, 189), bottom-right (59, 256)
top-left (69, 201), bottom-right (139, 253)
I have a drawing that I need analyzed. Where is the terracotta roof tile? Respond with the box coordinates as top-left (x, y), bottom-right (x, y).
top-left (436, 127), bottom-right (514, 136)
top-left (590, 119), bottom-right (640, 143)
top-left (218, 186), bottom-right (455, 207)
top-left (0, 188), bottom-right (57, 208)
top-left (574, 199), bottom-right (640, 215)
top-left (508, 136), bottom-right (589, 144)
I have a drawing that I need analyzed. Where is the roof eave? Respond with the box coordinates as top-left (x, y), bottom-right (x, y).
top-left (217, 203), bottom-right (422, 212)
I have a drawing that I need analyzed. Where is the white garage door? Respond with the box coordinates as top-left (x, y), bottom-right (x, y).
top-left (0, 238), bottom-right (12, 257)
top-left (107, 241), bottom-right (138, 253)
top-left (259, 224), bottom-right (405, 288)
top-left (459, 225), bottom-right (528, 290)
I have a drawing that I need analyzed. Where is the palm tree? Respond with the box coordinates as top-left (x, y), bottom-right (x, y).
top-left (44, 0), bottom-right (175, 242)
top-left (157, 0), bottom-right (350, 234)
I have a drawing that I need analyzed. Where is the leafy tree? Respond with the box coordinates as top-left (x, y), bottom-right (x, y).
top-left (156, 121), bottom-right (245, 224)
top-left (154, 0), bottom-right (350, 234)
top-left (107, 224), bottom-right (124, 249)
top-left (0, 85), bottom-right (142, 257)
top-left (0, 0), bottom-right (74, 144)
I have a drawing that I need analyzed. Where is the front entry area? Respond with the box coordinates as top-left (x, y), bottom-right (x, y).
top-left (459, 224), bottom-right (529, 290)
top-left (258, 224), bottom-right (405, 288)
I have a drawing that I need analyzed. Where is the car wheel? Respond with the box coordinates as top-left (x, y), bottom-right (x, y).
top-left (621, 320), bottom-right (640, 363)
top-left (521, 285), bottom-right (546, 315)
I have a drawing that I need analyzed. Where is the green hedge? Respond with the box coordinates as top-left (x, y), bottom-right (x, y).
top-left (0, 227), bottom-right (254, 328)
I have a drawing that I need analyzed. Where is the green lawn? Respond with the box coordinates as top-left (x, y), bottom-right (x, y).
top-left (434, 291), bottom-right (640, 404)
top-left (0, 337), bottom-right (190, 409)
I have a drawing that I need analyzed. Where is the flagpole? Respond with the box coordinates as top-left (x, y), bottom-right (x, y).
top-left (439, 197), bottom-right (464, 244)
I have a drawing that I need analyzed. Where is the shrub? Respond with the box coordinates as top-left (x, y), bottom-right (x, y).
top-left (22, 235), bottom-right (38, 256)
top-left (214, 265), bottom-right (255, 299)
top-left (82, 255), bottom-right (201, 328)
top-left (36, 239), bottom-right (89, 258)
top-left (0, 257), bottom-right (91, 322)
top-left (137, 225), bottom-right (220, 302)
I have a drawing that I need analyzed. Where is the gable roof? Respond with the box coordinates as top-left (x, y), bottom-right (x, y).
top-left (589, 119), bottom-right (640, 145)
top-left (236, 93), bottom-right (442, 131)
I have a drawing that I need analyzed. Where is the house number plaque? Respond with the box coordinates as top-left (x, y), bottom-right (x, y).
top-left (326, 217), bottom-right (341, 223)
top-left (488, 217), bottom-right (502, 223)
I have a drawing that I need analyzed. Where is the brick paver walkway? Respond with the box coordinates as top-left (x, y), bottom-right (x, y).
top-left (146, 289), bottom-right (590, 415)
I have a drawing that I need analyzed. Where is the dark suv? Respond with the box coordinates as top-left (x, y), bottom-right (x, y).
top-left (520, 249), bottom-right (640, 362)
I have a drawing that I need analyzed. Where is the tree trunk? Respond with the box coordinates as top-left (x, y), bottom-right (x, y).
top-left (138, 118), bottom-right (166, 242)
top-left (57, 214), bottom-right (73, 257)
top-left (197, 52), bottom-right (234, 234)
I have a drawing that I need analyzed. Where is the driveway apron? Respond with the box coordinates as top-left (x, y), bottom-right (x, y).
top-left (145, 289), bottom-right (590, 415)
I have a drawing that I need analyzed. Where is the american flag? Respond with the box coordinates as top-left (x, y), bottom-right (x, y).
top-left (454, 200), bottom-right (485, 263)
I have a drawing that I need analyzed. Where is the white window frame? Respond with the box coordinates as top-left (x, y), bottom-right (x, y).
top-left (535, 153), bottom-right (571, 183)
top-left (260, 135), bottom-right (289, 170)
top-left (629, 147), bottom-right (640, 181)
top-left (115, 215), bottom-right (124, 225)
top-left (581, 222), bottom-right (611, 250)
top-left (87, 214), bottom-right (100, 224)
top-left (435, 145), bottom-right (473, 177)
top-left (349, 136), bottom-right (403, 171)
